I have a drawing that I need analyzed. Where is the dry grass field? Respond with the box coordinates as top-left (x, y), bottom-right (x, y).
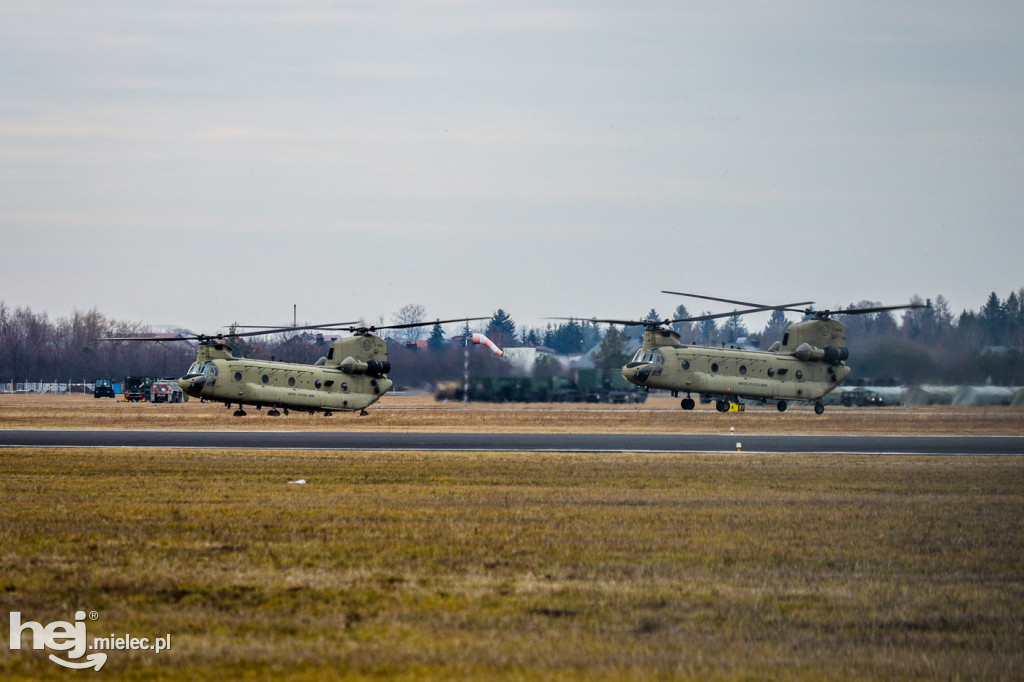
top-left (1, 393), bottom-right (1022, 435)
top-left (1, 395), bottom-right (1023, 680)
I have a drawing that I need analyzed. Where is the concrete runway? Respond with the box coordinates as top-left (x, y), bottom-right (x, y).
top-left (2, 429), bottom-right (1023, 455)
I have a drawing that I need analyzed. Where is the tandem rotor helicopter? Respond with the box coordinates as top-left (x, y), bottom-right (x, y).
top-left (105, 317), bottom-right (486, 417)
top-left (576, 292), bottom-right (926, 415)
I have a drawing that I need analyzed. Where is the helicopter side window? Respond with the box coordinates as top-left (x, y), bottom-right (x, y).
top-left (650, 349), bottom-right (665, 375)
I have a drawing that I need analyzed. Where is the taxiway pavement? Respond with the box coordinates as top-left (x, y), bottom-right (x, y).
top-left (2, 430), bottom-right (1023, 455)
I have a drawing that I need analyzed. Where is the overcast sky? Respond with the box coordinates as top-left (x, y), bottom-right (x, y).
top-left (2, 0), bottom-right (1022, 336)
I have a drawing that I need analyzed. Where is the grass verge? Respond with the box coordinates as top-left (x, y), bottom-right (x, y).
top-left (1, 448), bottom-right (1022, 680)
top-left (2, 394), bottom-right (1022, 434)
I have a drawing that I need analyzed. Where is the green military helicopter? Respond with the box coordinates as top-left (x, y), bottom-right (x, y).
top-left (578, 292), bottom-right (925, 415)
top-left (106, 317), bottom-right (484, 417)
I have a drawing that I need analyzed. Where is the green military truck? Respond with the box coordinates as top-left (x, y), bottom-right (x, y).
top-left (93, 379), bottom-right (115, 398)
top-left (123, 376), bottom-right (153, 402)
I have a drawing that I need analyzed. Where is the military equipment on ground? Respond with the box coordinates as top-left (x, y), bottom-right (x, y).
top-left (149, 379), bottom-right (185, 403)
top-left (435, 369), bottom-right (646, 404)
top-left (839, 387), bottom-right (886, 407)
top-left (567, 292), bottom-right (926, 415)
top-left (105, 318), bottom-right (485, 417)
top-left (93, 379), bottom-right (115, 399)
top-left (123, 376), bottom-right (153, 402)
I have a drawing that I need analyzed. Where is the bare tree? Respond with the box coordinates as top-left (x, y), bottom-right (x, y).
top-left (391, 304), bottom-right (428, 343)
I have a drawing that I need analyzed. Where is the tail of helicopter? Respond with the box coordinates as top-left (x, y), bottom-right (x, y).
top-left (323, 334), bottom-right (392, 376)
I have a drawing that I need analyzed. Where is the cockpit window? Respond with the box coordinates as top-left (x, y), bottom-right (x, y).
top-left (631, 349), bottom-right (665, 365)
top-left (186, 362), bottom-right (218, 386)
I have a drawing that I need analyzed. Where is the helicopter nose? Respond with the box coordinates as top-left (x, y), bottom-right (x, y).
top-left (622, 362), bottom-right (653, 385)
top-left (178, 375), bottom-right (205, 397)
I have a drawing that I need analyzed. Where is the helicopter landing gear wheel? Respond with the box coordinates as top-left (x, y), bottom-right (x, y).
top-left (715, 400), bottom-right (729, 413)
top-left (233, 406), bottom-right (247, 417)
top-left (324, 411), bottom-right (333, 417)
top-left (776, 400), bottom-right (788, 413)
top-left (814, 401), bottom-right (825, 415)
top-left (268, 408), bottom-right (281, 417)
top-left (681, 397), bottom-right (695, 411)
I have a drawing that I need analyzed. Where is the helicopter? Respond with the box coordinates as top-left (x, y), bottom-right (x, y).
top-left (575, 292), bottom-right (926, 415)
top-left (105, 317), bottom-right (486, 417)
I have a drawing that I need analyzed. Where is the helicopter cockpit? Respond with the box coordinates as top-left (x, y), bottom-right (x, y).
top-left (622, 348), bottom-right (664, 384)
top-left (629, 349), bottom-right (665, 367)
top-left (184, 361), bottom-right (218, 386)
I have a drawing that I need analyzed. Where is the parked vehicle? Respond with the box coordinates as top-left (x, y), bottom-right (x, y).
top-left (123, 376), bottom-right (153, 402)
top-left (149, 380), bottom-right (185, 403)
top-left (435, 370), bottom-right (646, 404)
top-left (93, 379), bottom-right (115, 399)
top-left (841, 388), bottom-right (886, 407)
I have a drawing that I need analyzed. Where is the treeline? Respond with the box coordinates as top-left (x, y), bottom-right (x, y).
top-left (0, 305), bottom-right (196, 384)
top-left (2, 289), bottom-right (1024, 388)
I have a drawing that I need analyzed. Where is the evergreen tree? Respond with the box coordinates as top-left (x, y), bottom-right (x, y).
top-left (427, 322), bottom-right (446, 351)
top-left (519, 327), bottom-right (541, 347)
top-left (697, 315), bottom-right (717, 345)
top-left (485, 309), bottom-right (516, 348)
top-left (762, 309), bottom-right (790, 345)
top-left (1003, 291), bottom-right (1022, 345)
top-left (590, 325), bottom-right (632, 377)
top-left (544, 319), bottom-right (589, 354)
top-left (721, 313), bottom-right (748, 344)
top-left (669, 304), bottom-right (694, 342)
top-left (980, 292), bottom-right (1007, 345)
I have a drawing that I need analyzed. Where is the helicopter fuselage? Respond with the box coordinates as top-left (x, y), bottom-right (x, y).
top-left (177, 336), bottom-right (393, 414)
top-left (622, 319), bottom-right (853, 410)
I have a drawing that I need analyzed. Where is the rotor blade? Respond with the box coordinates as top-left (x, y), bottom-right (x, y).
top-left (827, 303), bottom-right (929, 316)
top-left (101, 335), bottom-right (205, 342)
top-left (668, 302), bottom-right (816, 324)
top-left (226, 321), bottom-right (361, 333)
top-left (371, 316), bottom-right (492, 331)
top-left (546, 317), bottom-right (654, 327)
top-left (671, 307), bottom-right (775, 323)
top-left (314, 316), bottom-right (493, 334)
top-left (662, 290), bottom-right (815, 311)
top-left (548, 310), bottom-right (783, 327)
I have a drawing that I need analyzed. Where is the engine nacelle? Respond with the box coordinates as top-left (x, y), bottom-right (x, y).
top-left (340, 356), bottom-right (391, 376)
top-left (793, 343), bottom-right (825, 362)
top-left (823, 346), bottom-right (849, 365)
top-left (793, 343), bottom-right (849, 365)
